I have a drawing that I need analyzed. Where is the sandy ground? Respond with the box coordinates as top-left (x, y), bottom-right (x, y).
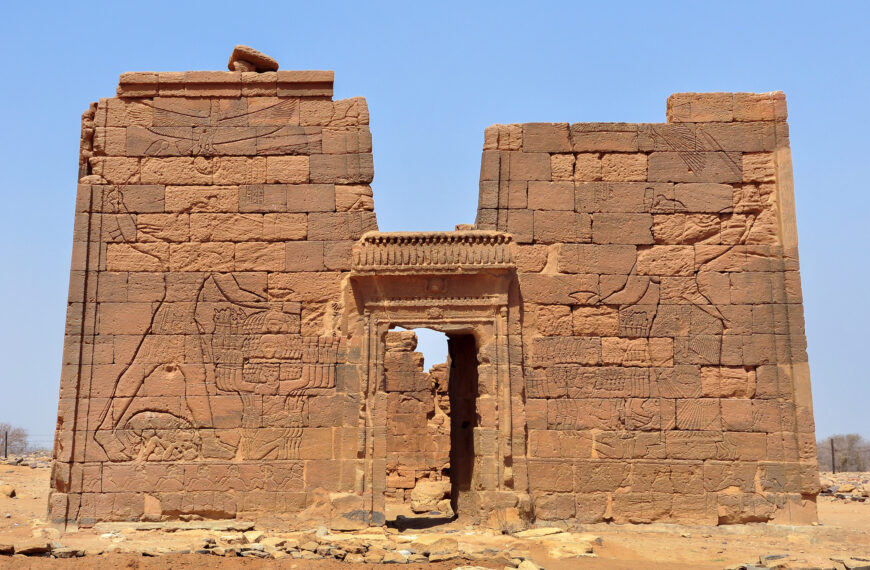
top-left (1, 463), bottom-right (869, 569)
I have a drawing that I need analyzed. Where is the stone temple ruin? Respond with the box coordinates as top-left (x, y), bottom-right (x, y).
top-left (51, 46), bottom-right (819, 530)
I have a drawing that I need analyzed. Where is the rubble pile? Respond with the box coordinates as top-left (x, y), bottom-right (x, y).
top-left (819, 472), bottom-right (870, 502)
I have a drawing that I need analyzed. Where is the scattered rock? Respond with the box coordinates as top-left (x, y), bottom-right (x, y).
top-left (382, 550), bottom-right (407, 563)
top-left (13, 540), bottom-right (52, 555)
top-left (52, 547), bottom-right (83, 559)
top-left (426, 537), bottom-right (459, 556)
top-left (410, 480), bottom-right (451, 513)
top-left (430, 551), bottom-right (460, 562)
top-left (0, 485), bottom-right (15, 498)
top-left (838, 483), bottom-right (856, 493)
top-left (513, 527), bottom-right (563, 538)
top-left (300, 540), bottom-right (319, 552)
top-left (221, 533), bottom-right (246, 545)
top-left (0, 544), bottom-right (12, 555)
top-left (228, 45), bottom-right (279, 72)
top-left (244, 530), bottom-right (265, 544)
top-left (261, 537), bottom-right (289, 548)
top-left (437, 498), bottom-right (455, 518)
top-left (759, 553), bottom-right (789, 565)
top-left (517, 561), bottom-right (543, 570)
top-left (548, 543), bottom-right (594, 559)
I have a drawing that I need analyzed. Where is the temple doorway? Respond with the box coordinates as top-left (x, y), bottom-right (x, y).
top-left (382, 328), bottom-right (480, 529)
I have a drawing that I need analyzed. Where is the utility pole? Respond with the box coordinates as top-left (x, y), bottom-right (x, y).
top-left (830, 438), bottom-right (836, 474)
top-left (3, 430), bottom-right (6, 459)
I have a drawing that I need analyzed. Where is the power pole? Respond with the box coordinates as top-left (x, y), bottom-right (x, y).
top-left (830, 438), bottom-right (836, 474)
top-left (3, 430), bottom-right (6, 459)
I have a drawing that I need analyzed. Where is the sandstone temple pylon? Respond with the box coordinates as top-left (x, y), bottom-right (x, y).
top-left (51, 47), bottom-right (819, 530)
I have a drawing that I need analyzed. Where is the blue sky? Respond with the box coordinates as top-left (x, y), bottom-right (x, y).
top-left (0, 1), bottom-right (867, 448)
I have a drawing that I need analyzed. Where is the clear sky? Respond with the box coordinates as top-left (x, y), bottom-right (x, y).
top-left (0, 1), bottom-right (867, 449)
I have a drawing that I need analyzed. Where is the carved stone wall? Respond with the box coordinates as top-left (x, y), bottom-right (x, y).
top-left (475, 92), bottom-right (819, 525)
top-left (53, 63), bottom-right (817, 529)
top-left (52, 69), bottom-right (377, 525)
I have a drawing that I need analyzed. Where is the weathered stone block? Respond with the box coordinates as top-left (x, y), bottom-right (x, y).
top-left (592, 213), bottom-right (653, 244)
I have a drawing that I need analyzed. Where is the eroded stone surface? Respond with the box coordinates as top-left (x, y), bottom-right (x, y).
top-left (54, 59), bottom-right (815, 530)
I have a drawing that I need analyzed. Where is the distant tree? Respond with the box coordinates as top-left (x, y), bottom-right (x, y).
top-left (0, 423), bottom-right (29, 455)
top-left (817, 434), bottom-right (870, 472)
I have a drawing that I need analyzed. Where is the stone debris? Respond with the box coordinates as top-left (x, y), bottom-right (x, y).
top-left (0, 485), bottom-right (15, 498)
top-left (227, 44), bottom-right (279, 72)
top-left (410, 480), bottom-right (451, 513)
top-left (513, 527), bottom-right (564, 538)
top-left (12, 539), bottom-right (52, 555)
top-left (819, 472), bottom-right (870, 502)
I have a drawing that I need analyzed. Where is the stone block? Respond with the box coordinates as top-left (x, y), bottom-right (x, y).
top-left (558, 244), bottom-right (636, 274)
top-left (214, 157), bottom-right (267, 185)
top-left (647, 152), bottom-right (742, 183)
top-left (573, 306), bottom-right (619, 336)
top-left (308, 212), bottom-right (377, 240)
top-left (506, 209), bottom-right (534, 243)
top-left (169, 242), bottom-right (235, 271)
top-left (550, 154), bottom-right (575, 181)
top-left (742, 153), bottom-right (776, 182)
top-left (601, 153), bottom-right (647, 181)
top-left (183, 71), bottom-right (242, 97)
top-left (235, 242), bottom-right (285, 271)
top-left (286, 184), bottom-right (336, 212)
top-left (592, 213), bottom-right (653, 244)
top-left (652, 213), bottom-right (720, 244)
top-left (534, 211), bottom-right (591, 244)
top-left (106, 243), bottom-right (169, 272)
top-left (673, 183), bottom-right (734, 213)
top-left (285, 241), bottom-right (325, 271)
top-left (528, 460), bottom-right (574, 492)
top-left (527, 181), bottom-right (574, 210)
top-left (577, 182), bottom-right (674, 213)
top-left (266, 156), bottom-right (309, 184)
top-left (117, 72), bottom-right (158, 98)
top-left (520, 274), bottom-right (598, 305)
top-left (309, 153), bottom-right (374, 184)
top-left (522, 123), bottom-right (571, 152)
top-left (570, 123), bottom-right (638, 152)
top-left (667, 92), bottom-right (734, 122)
top-left (277, 70), bottom-right (334, 97)
top-left (502, 151), bottom-right (551, 181)
top-left (636, 245), bottom-right (694, 276)
top-left (335, 185), bottom-right (374, 212)
top-left (322, 127), bottom-right (373, 155)
top-left (573, 153), bottom-right (602, 181)
top-left (165, 185), bottom-right (237, 212)
top-left (189, 213), bottom-right (261, 242)
top-left (513, 244), bottom-right (548, 272)
top-left (733, 92), bottom-right (787, 122)
top-left (268, 272), bottom-right (343, 302)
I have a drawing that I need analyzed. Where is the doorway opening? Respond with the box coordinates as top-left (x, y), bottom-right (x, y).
top-left (446, 333), bottom-right (479, 519)
top-left (382, 327), bottom-right (479, 530)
